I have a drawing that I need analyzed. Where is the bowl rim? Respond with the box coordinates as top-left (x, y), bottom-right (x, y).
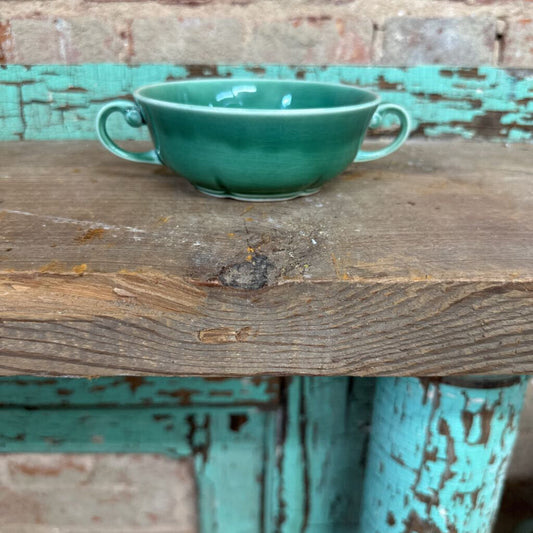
top-left (134, 78), bottom-right (381, 116)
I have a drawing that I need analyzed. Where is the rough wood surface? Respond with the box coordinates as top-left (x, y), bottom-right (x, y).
top-left (1, 141), bottom-right (532, 376)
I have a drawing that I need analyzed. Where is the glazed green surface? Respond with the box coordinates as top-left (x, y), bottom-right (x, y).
top-left (137, 79), bottom-right (377, 109)
top-left (96, 79), bottom-right (410, 199)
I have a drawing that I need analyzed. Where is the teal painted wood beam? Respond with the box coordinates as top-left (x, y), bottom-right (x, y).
top-left (0, 65), bottom-right (531, 142)
top-left (0, 376), bottom-right (278, 533)
top-left (360, 377), bottom-right (528, 533)
top-left (0, 404), bottom-right (272, 532)
top-left (271, 377), bottom-right (376, 533)
top-left (0, 376), bottom-right (279, 408)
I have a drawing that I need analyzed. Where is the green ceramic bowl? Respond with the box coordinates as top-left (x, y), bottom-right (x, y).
top-left (96, 79), bottom-right (411, 201)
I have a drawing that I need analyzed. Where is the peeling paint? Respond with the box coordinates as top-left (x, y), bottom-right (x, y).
top-left (0, 65), bottom-right (531, 141)
top-left (360, 377), bottom-right (528, 533)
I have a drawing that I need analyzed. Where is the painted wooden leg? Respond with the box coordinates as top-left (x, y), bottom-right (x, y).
top-left (269, 377), bottom-right (376, 533)
top-left (359, 377), bottom-right (528, 533)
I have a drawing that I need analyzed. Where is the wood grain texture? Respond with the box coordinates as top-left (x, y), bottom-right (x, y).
top-left (1, 141), bottom-right (532, 376)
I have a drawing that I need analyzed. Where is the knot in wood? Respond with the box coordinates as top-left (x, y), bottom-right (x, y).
top-left (218, 254), bottom-right (275, 290)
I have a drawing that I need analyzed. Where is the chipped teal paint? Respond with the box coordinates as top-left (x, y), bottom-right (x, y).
top-left (271, 377), bottom-right (375, 532)
top-left (0, 376), bottom-right (279, 407)
top-left (0, 406), bottom-right (270, 532)
top-left (0, 65), bottom-right (531, 141)
top-left (359, 377), bottom-right (528, 533)
top-left (0, 376), bottom-right (376, 532)
top-left (196, 410), bottom-right (270, 533)
top-left (0, 406), bottom-right (204, 455)
top-left (0, 376), bottom-right (276, 533)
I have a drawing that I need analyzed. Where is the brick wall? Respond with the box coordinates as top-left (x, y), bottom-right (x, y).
top-left (0, 454), bottom-right (197, 532)
top-left (0, 0), bottom-right (532, 67)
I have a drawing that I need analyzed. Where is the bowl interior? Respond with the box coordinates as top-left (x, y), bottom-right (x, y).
top-left (136, 80), bottom-right (377, 111)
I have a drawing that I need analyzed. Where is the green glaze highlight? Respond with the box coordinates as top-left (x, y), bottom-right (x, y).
top-left (96, 79), bottom-right (410, 201)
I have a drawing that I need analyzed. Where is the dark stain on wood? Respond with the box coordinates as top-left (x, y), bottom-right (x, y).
top-left (423, 446), bottom-right (438, 463)
top-left (402, 510), bottom-right (444, 533)
top-left (440, 68), bottom-right (487, 80)
top-left (299, 382), bottom-right (310, 532)
top-left (229, 413), bottom-right (248, 432)
top-left (123, 376), bottom-right (146, 394)
top-left (478, 404), bottom-right (495, 444)
top-left (471, 488), bottom-right (480, 507)
top-left (467, 110), bottom-right (508, 138)
top-left (377, 75), bottom-right (403, 90)
top-left (185, 414), bottom-right (210, 463)
top-left (414, 491), bottom-right (439, 515)
top-left (218, 254), bottom-right (276, 290)
top-left (153, 413), bottom-right (172, 421)
top-left (2, 433), bottom-right (26, 442)
top-left (390, 454), bottom-right (407, 467)
top-left (75, 228), bottom-right (106, 243)
top-left (56, 388), bottom-right (73, 396)
top-left (275, 378), bottom-right (290, 530)
top-left (437, 418), bottom-right (457, 490)
top-left (462, 408), bottom-right (475, 442)
top-left (387, 511), bottom-right (397, 526)
top-left (65, 86), bottom-right (89, 93)
top-left (246, 66), bottom-right (266, 76)
top-left (157, 389), bottom-right (198, 405)
top-left (443, 376), bottom-right (523, 389)
top-left (185, 65), bottom-right (232, 79)
top-left (412, 92), bottom-right (483, 109)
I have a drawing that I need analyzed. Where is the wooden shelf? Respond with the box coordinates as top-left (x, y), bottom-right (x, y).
top-left (1, 141), bottom-right (532, 376)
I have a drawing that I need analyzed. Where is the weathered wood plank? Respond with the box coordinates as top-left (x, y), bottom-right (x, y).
top-left (1, 141), bottom-right (532, 376)
top-left (0, 65), bottom-right (532, 142)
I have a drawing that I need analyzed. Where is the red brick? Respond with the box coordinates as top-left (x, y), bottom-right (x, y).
top-left (247, 15), bottom-right (373, 64)
top-left (0, 21), bottom-right (13, 63)
top-left (131, 16), bottom-right (245, 63)
top-left (58, 18), bottom-right (126, 63)
top-left (8, 18), bottom-right (62, 63)
top-left (5, 17), bottom-right (124, 64)
top-left (502, 19), bottom-right (533, 67)
top-left (0, 454), bottom-right (197, 531)
top-left (382, 16), bottom-right (496, 66)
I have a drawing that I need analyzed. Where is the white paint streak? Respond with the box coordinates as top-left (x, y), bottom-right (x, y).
top-left (1, 210), bottom-right (147, 235)
top-left (55, 18), bottom-right (71, 63)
